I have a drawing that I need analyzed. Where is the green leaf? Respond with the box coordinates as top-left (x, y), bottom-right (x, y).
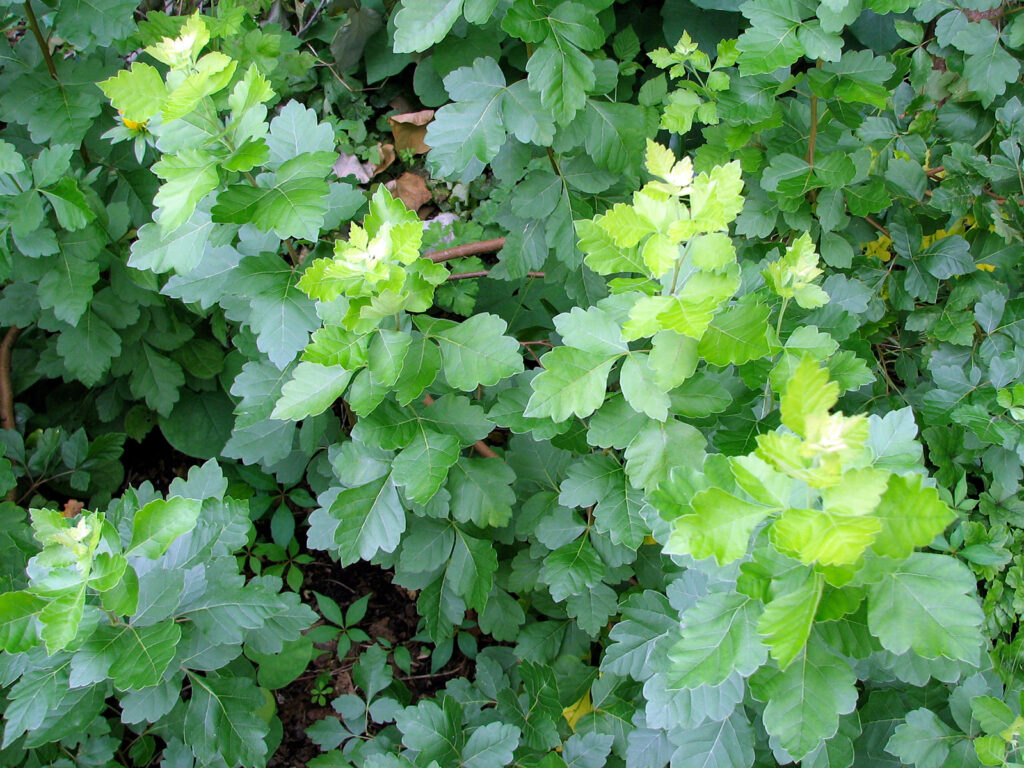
top-left (954, 21), bottom-right (1020, 105)
top-left (885, 708), bottom-right (956, 768)
top-left (971, 696), bottom-right (1016, 735)
top-left (212, 152), bottom-right (334, 240)
top-left (184, 675), bottom-right (269, 767)
top-left (271, 363), bottom-right (353, 421)
top-left (37, 248), bottom-right (101, 327)
top-left (128, 497), bottom-right (202, 559)
top-left (560, 454), bottom-right (649, 549)
top-left (668, 592), bottom-right (767, 688)
top-left (462, 723), bottom-right (521, 768)
top-left (0, 592), bottom-right (43, 653)
top-left (55, 0), bottom-right (141, 47)
top-left (153, 150), bottom-right (221, 232)
top-left (448, 458), bottom-right (516, 527)
top-left (42, 178), bottom-right (96, 231)
top-left (542, 535), bottom-right (604, 602)
top-left (130, 207), bottom-right (219, 275)
top-left (421, 313), bottom-right (524, 391)
top-left (266, 101), bottom-right (337, 169)
top-left (392, 430), bottom-right (461, 503)
top-left (56, 309), bottom-right (121, 386)
top-left (668, 710), bottom-right (755, 768)
top-left (737, 0), bottom-right (805, 75)
top-left (668, 488), bottom-right (778, 565)
top-left (310, 476), bottom-right (405, 566)
top-left (580, 101), bottom-right (649, 175)
top-left (566, 583), bottom-right (618, 637)
top-left (98, 63), bottom-right (168, 122)
top-left (526, 347), bottom-right (616, 422)
top-left (749, 636), bottom-right (858, 760)
top-left (866, 553), bottom-right (984, 662)
top-left (393, 0), bottom-right (464, 53)
top-left (620, 354), bottom-right (670, 421)
top-left (445, 527), bottom-right (498, 614)
top-left (426, 58), bottom-right (506, 179)
top-left (623, 419), bottom-right (705, 494)
top-left (698, 301), bottom-right (779, 366)
top-left (527, 37), bottom-right (594, 125)
top-left (757, 573), bottom-right (824, 669)
top-left (70, 622), bottom-right (181, 690)
top-left (871, 474), bottom-right (955, 559)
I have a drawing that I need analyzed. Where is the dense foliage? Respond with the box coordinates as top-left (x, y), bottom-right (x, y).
top-left (1, 1), bottom-right (1024, 767)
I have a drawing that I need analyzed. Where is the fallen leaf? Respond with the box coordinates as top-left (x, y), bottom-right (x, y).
top-left (386, 172), bottom-right (432, 212)
top-left (62, 499), bottom-right (84, 518)
top-left (372, 143), bottom-right (396, 176)
top-left (333, 153), bottom-right (373, 183)
top-left (388, 110), bottom-right (434, 154)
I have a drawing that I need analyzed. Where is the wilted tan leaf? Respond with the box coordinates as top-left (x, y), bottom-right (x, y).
top-left (386, 172), bottom-right (432, 212)
top-left (62, 499), bottom-right (84, 518)
top-left (333, 153), bottom-right (373, 183)
top-left (388, 110), bottom-right (435, 154)
top-left (373, 143), bottom-right (396, 176)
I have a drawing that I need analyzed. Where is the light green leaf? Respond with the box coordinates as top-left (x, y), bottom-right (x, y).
top-left (325, 476), bottom-right (405, 566)
top-left (668, 592), bottom-right (767, 688)
top-left (698, 301), bottom-right (779, 367)
top-left (444, 528), bottom-right (497, 613)
top-left (0, 592), bottom-right (43, 653)
top-left (392, 430), bottom-right (461, 503)
top-left (271, 363), bottom-right (353, 421)
top-left (153, 150), bottom-right (220, 232)
top-left (423, 313), bottom-right (524, 391)
top-left (871, 474), bottom-right (955, 559)
top-left (462, 723), bottom-right (521, 768)
top-left (624, 419), bottom-right (706, 494)
top-left (128, 497), bottom-right (202, 559)
top-left (620, 354), bottom-right (670, 421)
top-left (866, 553), bottom-right (984, 662)
top-left (542, 536), bottom-right (604, 602)
top-left (98, 62), bottom-right (167, 123)
top-left (392, 0), bottom-right (464, 53)
top-left (525, 347), bottom-right (616, 422)
top-left (669, 709), bottom-right (755, 768)
top-left (668, 487), bottom-right (778, 564)
top-left (758, 572), bottom-right (824, 669)
top-left (750, 636), bottom-right (858, 760)
top-left (184, 675), bottom-right (269, 767)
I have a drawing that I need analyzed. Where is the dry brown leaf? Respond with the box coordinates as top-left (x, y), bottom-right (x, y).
top-left (372, 143), bottom-right (397, 176)
top-left (62, 499), bottom-right (84, 518)
top-left (388, 109), bottom-right (435, 154)
top-left (386, 172), bottom-right (432, 212)
top-left (333, 152), bottom-right (373, 183)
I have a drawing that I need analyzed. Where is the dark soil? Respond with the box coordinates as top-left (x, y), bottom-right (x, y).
top-left (269, 557), bottom-right (474, 768)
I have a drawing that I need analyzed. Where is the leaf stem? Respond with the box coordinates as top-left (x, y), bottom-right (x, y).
top-left (424, 238), bottom-right (507, 263)
top-left (23, 1), bottom-right (58, 81)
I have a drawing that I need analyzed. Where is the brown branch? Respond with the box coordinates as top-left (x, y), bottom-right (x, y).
top-left (425, 238), bottom-right (507, 263)
top-left (423, 393), bottom-right (498, 458)
top-left (23, 1), bottom-right (58, 81)
top-left (865, 216), bottom-right (892, 238)
top-left (447, 270), bottom-right (544, 281)
top-left (2, 326), bottom-right (22, 501)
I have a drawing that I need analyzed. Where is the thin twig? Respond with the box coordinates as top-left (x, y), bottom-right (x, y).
top-left (425, 238), bottom-right (507, 263)
top-left (447, 270), bottom-right (544, 281)
top-left (865, 216), bottom-right (892, 238)
top-left (23, 1), bottom-right (58, 81)
top-left (423, 393), bottom-right (498, 458)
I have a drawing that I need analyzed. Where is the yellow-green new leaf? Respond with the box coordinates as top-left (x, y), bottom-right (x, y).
top-left (758, 572), bottom-right (824, 669)
top-left (667, 487), bottom-right (778, 564)
top-left (871, 474), bottom-right (955, 559)
top-left (127, 497), bottom-right (202, 559)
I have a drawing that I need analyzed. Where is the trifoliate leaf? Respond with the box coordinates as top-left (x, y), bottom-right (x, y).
top-left (542, 536), bottom-right (604, 602)
top-left (448, 458), bottom-right (516, 527)
top-left (392, 430), bottom-right (461, 504)
top-left (527, 37), bottom-right (594, 125)
top-left (184, 676), bottom-right (269, 768)
top-left (698, 301), bottom-right (779, 366)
